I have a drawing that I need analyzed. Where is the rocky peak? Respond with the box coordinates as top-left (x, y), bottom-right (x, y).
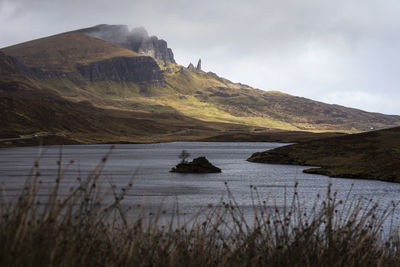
top-left (78, 24), bottom-right (176, 65)
top-left (186, 59), bottom-right (202, 72)
top-left (196, 59), bottom-right (202, 71)
top-left (187, 63), bottom-right (195, 71)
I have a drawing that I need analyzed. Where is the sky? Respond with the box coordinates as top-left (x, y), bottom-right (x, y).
top-left (1, 0), bottom-right (400, 115)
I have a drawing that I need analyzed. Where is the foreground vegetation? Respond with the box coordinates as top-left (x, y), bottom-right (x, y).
top-left (1, 154), bottom-right (400, 266)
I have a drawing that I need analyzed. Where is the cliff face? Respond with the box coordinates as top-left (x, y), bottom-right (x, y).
top-left (78, 24), bottom-right (176, 65)
top-left (76, 56), bottom-right (165, 86)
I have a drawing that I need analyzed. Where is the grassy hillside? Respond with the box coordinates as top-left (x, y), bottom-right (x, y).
top-left (0, 72), bottom-right (345, 146)
top-left (248, 127), bottom-right (400, 182)
top-left (162, 68), bottom-right (400, 132)
top-left (37, 65), bottom-right (400, 133)
top-left (0, 77), bottom-right (225, 143)
top-left (6, 74), bottom-right (326, 146)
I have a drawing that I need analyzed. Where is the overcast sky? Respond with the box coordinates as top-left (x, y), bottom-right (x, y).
top-left (1, 0), bottom-right (400, 114)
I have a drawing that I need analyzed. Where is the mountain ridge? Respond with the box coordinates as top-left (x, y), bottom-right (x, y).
top-left (1, 24), bottom-right (400, 144)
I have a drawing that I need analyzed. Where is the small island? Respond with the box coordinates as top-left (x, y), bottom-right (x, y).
top-left (171, 156), bottom-right (222, 173)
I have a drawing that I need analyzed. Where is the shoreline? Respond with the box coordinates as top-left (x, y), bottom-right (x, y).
top-left (0, 130), bottom-right (346, 148)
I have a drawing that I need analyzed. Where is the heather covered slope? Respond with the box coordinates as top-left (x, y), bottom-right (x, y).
top-left (248, 127), bottom-right (400, 182)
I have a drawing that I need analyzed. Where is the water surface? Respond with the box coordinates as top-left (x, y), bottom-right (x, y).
top-left (1, 142), bottom-right (400, 220)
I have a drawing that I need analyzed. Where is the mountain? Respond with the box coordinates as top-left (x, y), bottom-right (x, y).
top-left (1, 24), bottom-right (400, 145)
top-left (247, 126), bottom-right (400, 183)
top-left (1, 32), bottom-right (165, 86)
top-left (78, 24), bottom-right (176, 65)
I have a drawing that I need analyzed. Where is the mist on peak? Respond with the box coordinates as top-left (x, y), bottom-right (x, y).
top-left (78, 24), bottom-right (175, 64)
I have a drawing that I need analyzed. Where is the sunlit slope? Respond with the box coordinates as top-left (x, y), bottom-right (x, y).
top-left (154, 66), bottom-right (400, 132)
top-left (44, 63), bottom-right (400, 132)
top-left (0, 77), bottom-right (258, 143)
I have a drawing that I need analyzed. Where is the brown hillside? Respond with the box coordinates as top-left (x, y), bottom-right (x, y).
top-left (1, 32), bottom-right (140, 72)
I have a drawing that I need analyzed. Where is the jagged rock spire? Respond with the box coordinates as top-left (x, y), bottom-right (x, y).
top-left (187, 63), bottom-right (195, 71)
top-left (196, 59), bottom-right (201, 71)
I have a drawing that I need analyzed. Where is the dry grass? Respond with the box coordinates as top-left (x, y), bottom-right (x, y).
top-left (1, 150), bottom-right (400, 266)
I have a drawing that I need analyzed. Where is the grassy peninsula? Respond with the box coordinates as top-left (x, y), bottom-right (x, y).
top-left (248, 127), bottom-right (400, 182)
